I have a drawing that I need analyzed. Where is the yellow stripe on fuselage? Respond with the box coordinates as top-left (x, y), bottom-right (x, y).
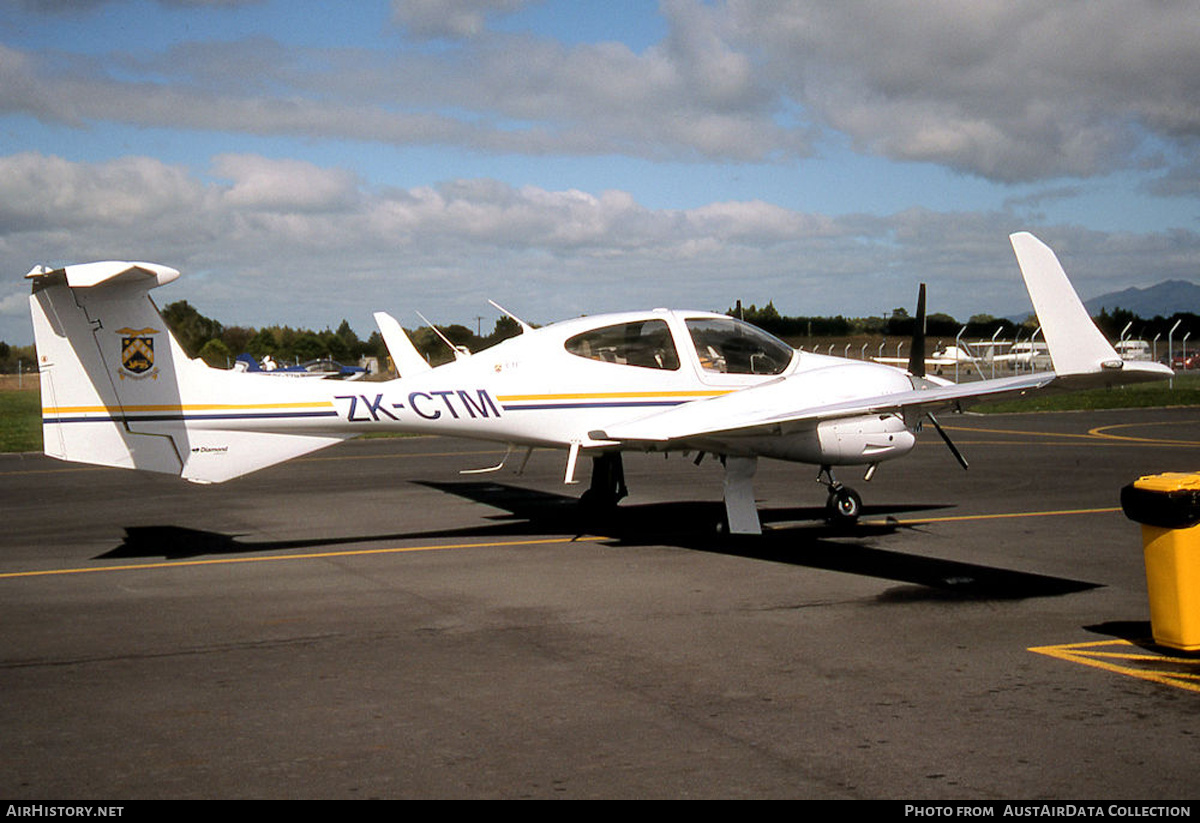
top-left (496, 390), bottom-right (732, 402)
top-left (42, 401), bottom-right (335, 414)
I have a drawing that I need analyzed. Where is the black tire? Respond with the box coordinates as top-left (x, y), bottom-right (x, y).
top-left (826, 488), bottom-right (862, 524)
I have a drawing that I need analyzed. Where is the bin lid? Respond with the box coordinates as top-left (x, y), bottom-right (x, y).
top-left (1123, 472), bottom-right (1200, 528)
top-left (1133, 473), bottom-right (1200, 493)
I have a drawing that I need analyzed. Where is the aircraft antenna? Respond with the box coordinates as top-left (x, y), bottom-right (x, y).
top-left (416, 310), bottom-right (470, 360)
top-left (487, 300), bottom-right (533, 333)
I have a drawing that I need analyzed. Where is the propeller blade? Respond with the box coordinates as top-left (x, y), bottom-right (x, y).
top-left (927, 412), bottom-right (969, 470)
top-left (907, 283), bottom-right (927, 378)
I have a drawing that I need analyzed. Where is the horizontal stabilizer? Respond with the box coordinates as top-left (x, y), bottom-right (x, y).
top-left (26, 260), bottom-right (180, 290)
top-left (180, 430), bottom-right (348, 483)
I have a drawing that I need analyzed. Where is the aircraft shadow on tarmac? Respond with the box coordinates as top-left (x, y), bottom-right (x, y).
top-left (98, 480), bottom-right (1099, 602)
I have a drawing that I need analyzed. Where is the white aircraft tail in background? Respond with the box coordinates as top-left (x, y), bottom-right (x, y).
top-left (27, 233), bottom-right (1172, 533)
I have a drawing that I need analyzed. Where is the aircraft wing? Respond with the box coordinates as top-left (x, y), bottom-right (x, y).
top-left (591, 371), bottom-right (1053, 446)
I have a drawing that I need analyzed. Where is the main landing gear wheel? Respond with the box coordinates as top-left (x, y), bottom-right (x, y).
top-left (579, 452), bottom-right (628, 516)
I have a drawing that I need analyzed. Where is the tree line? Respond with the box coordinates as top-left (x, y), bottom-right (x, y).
top-left (728, 299), bottom-right (1027, 339)
top-left (160, 300), bottom-right (523, 369)
top-left (0, 301), bottom-right (523, 375)
top-left (730, 300), bottom-right (1199, 344)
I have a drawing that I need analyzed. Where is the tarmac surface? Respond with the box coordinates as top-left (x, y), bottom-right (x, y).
top-left (2, 406), bottom-right (1200, 799)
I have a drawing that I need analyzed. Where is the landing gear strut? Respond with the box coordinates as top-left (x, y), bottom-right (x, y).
top-left (579, 452), bottom-right (627, 513)
top-left (818, 465), bottom-right (862, 526)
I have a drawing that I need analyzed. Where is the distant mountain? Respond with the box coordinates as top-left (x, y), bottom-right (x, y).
top-left (1083, 280), bottom-right (1200, 319)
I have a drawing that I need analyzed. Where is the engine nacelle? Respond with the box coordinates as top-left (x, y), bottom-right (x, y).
top-left (815, 414), bottom-right (915, 464)
top-left (739, 413), bottom-right (916, 465)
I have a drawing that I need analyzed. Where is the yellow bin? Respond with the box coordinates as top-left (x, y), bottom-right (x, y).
top-left (1121, 473), bottom-right (1200, 651)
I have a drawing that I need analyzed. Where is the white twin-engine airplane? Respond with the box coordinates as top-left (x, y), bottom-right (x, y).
top-left (27, 233), bottom-right (1171, 535)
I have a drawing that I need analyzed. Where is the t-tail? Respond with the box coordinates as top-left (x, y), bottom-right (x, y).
top-left (28, 262), bottom-right (350, 483)
top-left (1009, 233), bottom-right (1172, 387)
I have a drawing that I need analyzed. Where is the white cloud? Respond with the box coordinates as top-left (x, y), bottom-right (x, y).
top-left (4, 1), bottom-right (1198, 181)
top-left (0, 152), bottom-right (208, 232)
top-left (725, 0), bottom-right (1200, 180)
top-left (213, 155), bottom-right (361, 212)
top-left (0, 7), bottom-right (800, 163)
top-left (2, 152), bottom-right (1197, 347)
top-left (391, 0), bottom-right (531, 40)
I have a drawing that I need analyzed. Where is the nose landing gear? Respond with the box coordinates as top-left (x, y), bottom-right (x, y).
top-left (819, 465), bottom-right (862, 525)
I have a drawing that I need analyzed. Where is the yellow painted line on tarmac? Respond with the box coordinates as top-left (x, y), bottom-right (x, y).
top-left (1030, 640), bottom-right (1200, 694)
top-left (866, 506), bottom-right (1121, 526)
top-left (1088, 419), bottom-right (1200, 446)
top-left (941, 424), bottom-right (1111, 440)
top-left (0, 536), bottom-right (606, 580)
top-left (943, 420), bottom-right (1200, 449)
top-left (0, 464), bottom-right (108, 476)
top-left (932, 439), bottom-right (1149, 448)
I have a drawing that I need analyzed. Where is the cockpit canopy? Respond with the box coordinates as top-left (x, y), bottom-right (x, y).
top-left (685, 317), bottom-right (793, 375)
top-left (563, 314), bottom-right (794, 375)
top-left (564, 318), bottom-right (680, 370)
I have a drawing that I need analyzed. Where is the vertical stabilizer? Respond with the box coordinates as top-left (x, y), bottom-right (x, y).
top-left (28, 261), bottom-right (350, 481)
top-left (1009, 233), bottom-right (1121, 375)
top-left (1009, 232), bottom-right (1172, 383)
top-left (29, 263), bottom-right (190, 474)
top-left (373, 311), bottom-right (431, 377)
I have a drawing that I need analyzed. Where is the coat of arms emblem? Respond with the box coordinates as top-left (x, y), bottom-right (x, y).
top-left (117, 327), bottom-right (159, 378)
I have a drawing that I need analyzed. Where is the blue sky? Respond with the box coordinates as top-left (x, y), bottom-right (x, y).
top-left (1, 0), bottom-right (1198, 344)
